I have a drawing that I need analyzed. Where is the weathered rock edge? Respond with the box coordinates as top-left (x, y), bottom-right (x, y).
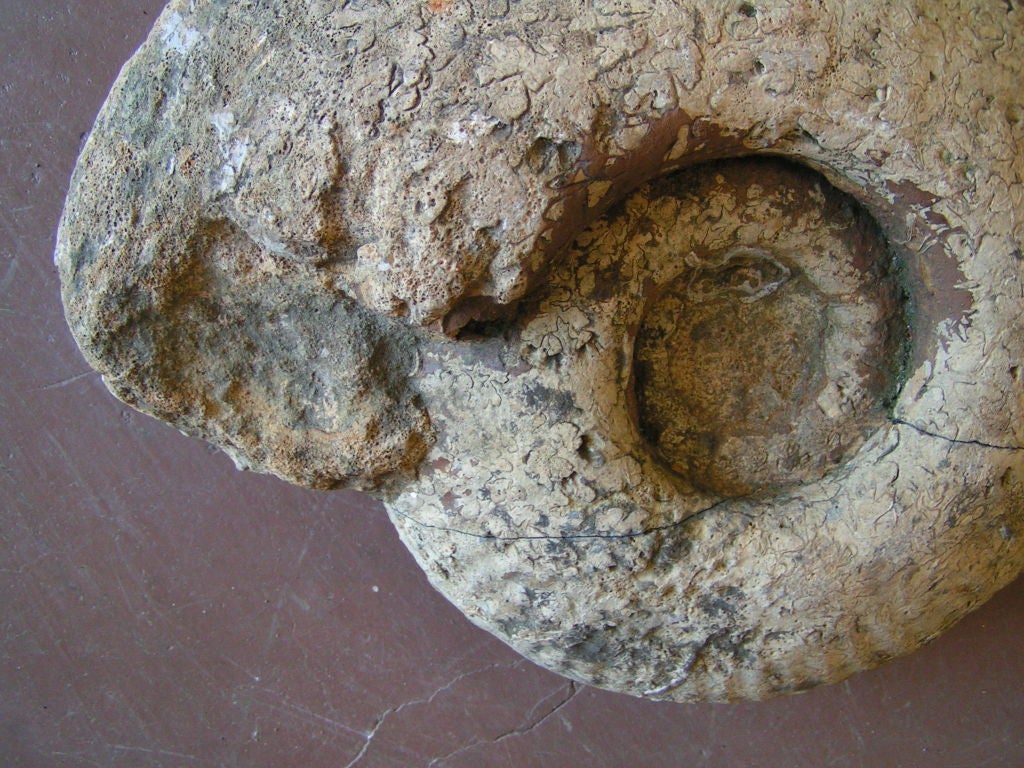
top-left (56, 0), bottom-right (1024, 701)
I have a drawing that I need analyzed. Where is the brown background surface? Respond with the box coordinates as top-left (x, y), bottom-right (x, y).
top-left (1, 2), bottom-right (1022, 766)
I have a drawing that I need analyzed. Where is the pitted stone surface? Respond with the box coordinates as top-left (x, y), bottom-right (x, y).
top-left (629, 161), bottom-right (903, 497)
top-left (58, 0), bottom-right (1024, 700)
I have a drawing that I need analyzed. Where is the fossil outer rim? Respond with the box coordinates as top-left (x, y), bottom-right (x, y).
top-left (56, 0), bottom-right (1024, 701)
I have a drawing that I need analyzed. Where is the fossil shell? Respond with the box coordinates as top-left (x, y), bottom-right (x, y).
top-left (57, 0), bottom-right (1024, 700)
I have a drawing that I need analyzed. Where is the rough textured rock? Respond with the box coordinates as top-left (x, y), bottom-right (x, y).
top-left (57, 0), bottom-right (1024, 701)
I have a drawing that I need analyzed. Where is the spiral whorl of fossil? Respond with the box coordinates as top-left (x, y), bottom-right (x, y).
top-left (57, 0), bottom-right (1024, 700)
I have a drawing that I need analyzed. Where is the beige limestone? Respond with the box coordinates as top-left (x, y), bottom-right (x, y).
top-left (57, 0), bottom-right (1024, 700)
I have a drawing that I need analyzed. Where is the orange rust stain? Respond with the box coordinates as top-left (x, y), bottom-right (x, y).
top-left (426, 0), bottom-right (452, 12)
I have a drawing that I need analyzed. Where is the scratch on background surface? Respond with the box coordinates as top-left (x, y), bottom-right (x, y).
top-left (342, 659), bottom-right (528, 768)
top-left (426, 682), bottom-right (579, 767)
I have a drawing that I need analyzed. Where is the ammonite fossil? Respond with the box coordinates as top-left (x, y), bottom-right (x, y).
top-left (57, 0), bottom-right (1024, 701)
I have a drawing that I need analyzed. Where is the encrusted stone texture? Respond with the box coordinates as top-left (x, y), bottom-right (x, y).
top-left (57, 0), bottom-right (1024, 701)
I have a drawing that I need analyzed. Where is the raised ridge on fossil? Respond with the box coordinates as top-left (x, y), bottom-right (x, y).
top-left (57, 0), bottom-right (1024, 701)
